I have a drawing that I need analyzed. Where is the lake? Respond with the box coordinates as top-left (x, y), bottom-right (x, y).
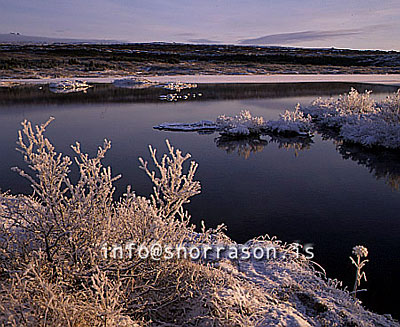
top-left (0, 82), bottom-right (399, 318)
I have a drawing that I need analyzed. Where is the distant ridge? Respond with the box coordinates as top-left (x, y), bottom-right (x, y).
top-left (0, 33), bottom-right (124, 44)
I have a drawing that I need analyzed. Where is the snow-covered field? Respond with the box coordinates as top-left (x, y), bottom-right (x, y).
top-left (147, 74), bottom-right (400, 87)
top-left (2, 74), bottom-right (400, 86)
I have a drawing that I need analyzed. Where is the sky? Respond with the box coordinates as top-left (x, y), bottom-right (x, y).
top-left (0, 0), bottom-right (399, 50)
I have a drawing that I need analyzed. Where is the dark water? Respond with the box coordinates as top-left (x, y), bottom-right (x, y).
top-left (0, 82), bottom-right (399, 318)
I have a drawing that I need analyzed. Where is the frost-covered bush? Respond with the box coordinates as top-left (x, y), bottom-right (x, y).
top-left (339, 89), bottom-right (400, 149)
top-left (266, 104), bottom-right (313, 136)
top-left (302, 88), bottom-right (400, 149)
top-left (216, 110), bottom-right (266, 136)
top-left (336, 90), bottom-right (400, 149)
top-left (304, 88), bottom-right (377, 128)
top-left (379, 89), bottom-right (400, 124)
top-left (340, 116), bottom-right (400, 149)
top-left (0, 118), bottom-right (224, 326)
top-left (338, 88), bottom-right (376, 115)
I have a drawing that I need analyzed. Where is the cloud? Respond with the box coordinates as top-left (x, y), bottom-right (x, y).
top-left (176, 32), bottom-right (196, 37)
top-left (239, 29), bottom-right (362, 45)
top-left (187, 38), bottom-right (221, 44)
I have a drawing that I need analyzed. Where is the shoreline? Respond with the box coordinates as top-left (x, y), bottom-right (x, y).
top-left (2, 74), bottom-right (400, 87)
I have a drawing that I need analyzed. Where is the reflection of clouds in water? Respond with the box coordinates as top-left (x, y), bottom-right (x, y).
top-left (336, 142), bottom-right (400, 191)
top-left (214, 134), bottom-right (312, 159)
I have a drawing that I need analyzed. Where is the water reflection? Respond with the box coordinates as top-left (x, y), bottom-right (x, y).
top-left (336, 142), bottom-right (400, 191)
top-left (214, 130), bottom-right (400, 190)
top-left (1, 82), bottom-right (398, 105)
top-left (215, 136), bottom-right (269, 159)
top-left (311, 127), bottom-right (400, 191)
top-left (269, 134), bottom-right (313, 156)
top-left (159, 92), bottom-right (203, 102)
top-left (214, 134), bottom-right (313, 159)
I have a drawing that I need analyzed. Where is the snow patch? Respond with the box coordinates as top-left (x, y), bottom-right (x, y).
top-left (153, 120), bottom-right (217, 132)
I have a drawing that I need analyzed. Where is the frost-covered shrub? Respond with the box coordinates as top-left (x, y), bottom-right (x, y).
top-left (216, 110), bottom-right (266, 136)
top-left (266, 104), bottom-right (313, 136)
top-left (340, 116), bottom-right (400, 149)
top-left (0, 118), bottom-right (223, 326)
top-left (379, 89), bottom-right (400, 124)
top-left (304, 88), bottom-right (377, 128)
top-left (302, 88), bottom-right (400, 149)
top-left (337, 88), bottom-right (376, 115)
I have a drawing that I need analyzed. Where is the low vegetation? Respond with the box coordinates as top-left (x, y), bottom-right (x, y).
top-left (1, 43), bottom-right (400, 78)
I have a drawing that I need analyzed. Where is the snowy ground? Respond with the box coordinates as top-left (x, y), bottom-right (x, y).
top-left (212, 239), bottom-right (400, 327)
top-left (2, 74), bottom-right (400, 86)
top-left (147, 74), bottom-right (400, 87)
